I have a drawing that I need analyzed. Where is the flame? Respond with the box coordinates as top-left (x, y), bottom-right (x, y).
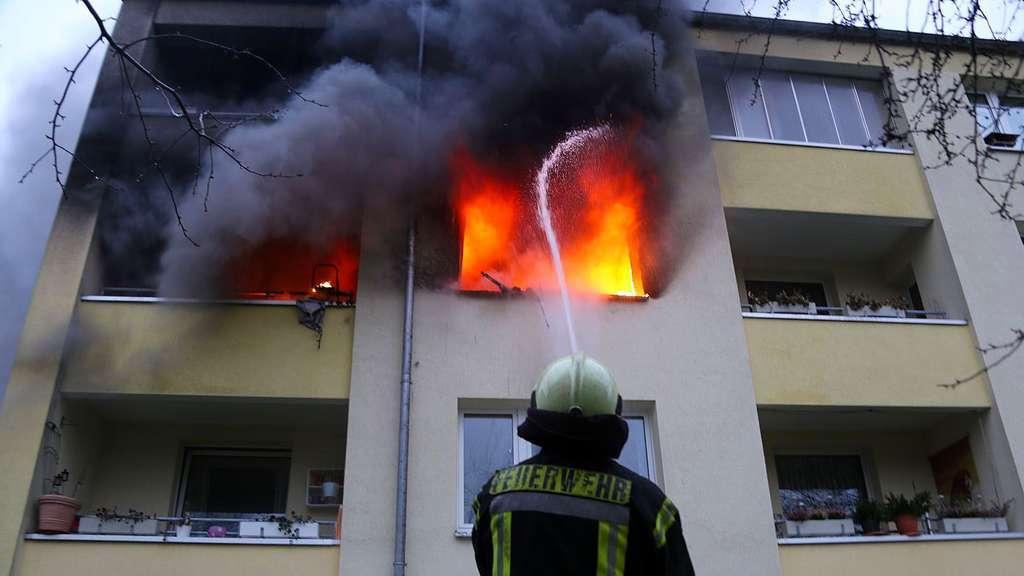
top-left (454, 134), bottom-right (647, 297)
top-left (315, 280), bottom-right (335, 291)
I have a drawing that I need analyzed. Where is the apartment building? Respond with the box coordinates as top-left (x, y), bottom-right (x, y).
top-left (2, 3), bottom-right (1024, 575)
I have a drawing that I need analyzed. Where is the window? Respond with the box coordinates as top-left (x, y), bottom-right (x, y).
top-left (176, 449), bottom-right (291, 518)
top-left (969, 92), bottom-right (1024, 148)
top-left (775, 454), bottom-right (868, 513)
top-left (700, 62), bottom-right (902, 150)
top-left (457, 408), bottom-right (655, 529)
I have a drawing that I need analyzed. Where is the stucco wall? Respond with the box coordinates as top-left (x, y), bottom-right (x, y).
top-left (714, 141), bottom-right (934, 220)
top-left (60, 302), bottom-right (353, 400)
top-left (778, 538), bottom-right (1024, 576)
top-left (16, 540), bottom-right (338, 576)
top-left (745, 318), bottom-right (990, 408)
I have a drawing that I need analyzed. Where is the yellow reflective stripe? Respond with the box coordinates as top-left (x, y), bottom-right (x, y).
top-left (489, 464), bottom-right (632, 505)
top-left (597, 521), bottom-right (629, 576)
top-left (653, 498), bottom-right (678, 548)
top-left (597, 521), bottom-right (610, 576)
top-left (491, 511), bottom-right (511, 576)
top-left (613, 521), bottom-right (628, 576)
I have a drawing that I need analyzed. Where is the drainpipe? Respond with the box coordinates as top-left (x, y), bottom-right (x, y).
top-left (393, 223), bottom-right (416, 576)
top-left (394, 3), bottom-right (426, 575)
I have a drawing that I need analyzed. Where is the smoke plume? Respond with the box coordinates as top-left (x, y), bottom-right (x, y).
top-left (157, 0), bottom-right (691, 296)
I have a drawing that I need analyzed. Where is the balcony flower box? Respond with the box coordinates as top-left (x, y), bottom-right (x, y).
top-left (78, 516), bottom-right (159, 535)
top-left (753, 302), bottom-right (817, 315)
top-left (935, 517), bottom-right (1009, 534)
top-left (239, 520), bottom-right (319, 539)
top-left (784, 518), bottom-right (855, 537)
top-left (845, 305), bottom-right (905, 318)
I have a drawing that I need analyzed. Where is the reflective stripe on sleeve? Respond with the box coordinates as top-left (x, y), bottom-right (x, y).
top-left (652, 498), bottom-right (678, 549)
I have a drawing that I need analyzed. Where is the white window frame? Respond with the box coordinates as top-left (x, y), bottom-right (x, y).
top-left (969, 91), bottom-right (1024, 149)
top-left (456, 406), bottom-right (657, 534)
top-left (717, 70), bottom-right (904, 152)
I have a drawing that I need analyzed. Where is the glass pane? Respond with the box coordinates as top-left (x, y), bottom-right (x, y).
top-left (761, 72), bottom-right (805, 141)
top-left (776, 454), bottom-right (867, 514)
top-left (728, 71), bottom-right (772, 139)
top-left (463, 414), bottom-right (514, 524)
top-left (854, 80), bottom-right (892, 146)
top-left (825, 78), bottom-right (869, 146)
top-left (616, 417), bottom-right (650, 478)
top-left (698, 60), bottom-right (736, 136)
top-left (968, 94), bottom-right (996, 133)
top-left (996, 96), bottom-right (1024, 143)
top-left (792, 74), bottom-right (839, 144)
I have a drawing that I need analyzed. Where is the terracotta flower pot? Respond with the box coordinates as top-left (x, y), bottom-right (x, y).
top-left (894, 514), bottom-right (920, 536)
top-left (37, 495), bottom-right (81, 534)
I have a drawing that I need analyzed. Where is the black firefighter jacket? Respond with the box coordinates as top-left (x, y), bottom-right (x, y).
top-left (471, 448), bottom-right (696, 576)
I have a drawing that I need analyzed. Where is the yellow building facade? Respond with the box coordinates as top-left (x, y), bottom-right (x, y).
top-left (2, 5), bottom-right (1024, 576)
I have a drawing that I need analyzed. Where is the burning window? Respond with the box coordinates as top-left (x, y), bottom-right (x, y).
top-left (453, 134), bottom-right (649, 298)
top-left (228, 237), bottom-right (359, 303)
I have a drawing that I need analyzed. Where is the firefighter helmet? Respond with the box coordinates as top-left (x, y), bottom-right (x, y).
top-left (532, 353), bottom-right (622, 417)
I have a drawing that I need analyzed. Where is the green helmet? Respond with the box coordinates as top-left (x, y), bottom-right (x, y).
top-left (532, 353), bottom-right (621, 417)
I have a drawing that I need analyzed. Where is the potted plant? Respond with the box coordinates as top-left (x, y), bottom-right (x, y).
top-left (884, 492), bottom-right (931, 536)
top-left (783, 503), bottom-right (855, 537)
top-left (37, 469), bottom-right (81, 534)
top-left (239, 511), bottom-right (318, 539)
top-left (844, 293), bottom-right (908, 318)
top-left (175, 513), bottom-right (192, 538)
top-left (79, 507), bottom-right (159, 535)
top-left (748, 290), bottom-right (817, 315)
top-left (932, 495), bottom-right (1012, 534)
top-left (853, 499), bottom-right (886, 535)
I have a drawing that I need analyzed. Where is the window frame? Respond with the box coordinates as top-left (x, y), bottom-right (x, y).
top-left (456, 406), bottom-right (657, 534)
top-left (768, 448), bottom-right (877, 516)
top-left (969, 91), bottom-right (1024, 149)
top-left (173, 447), bottom-right (293, 518)
top-left (711, 68), bottom-right (906, 153)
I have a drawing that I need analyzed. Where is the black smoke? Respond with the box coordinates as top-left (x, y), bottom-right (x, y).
top-left (156, 0), bottom-right (691, 296)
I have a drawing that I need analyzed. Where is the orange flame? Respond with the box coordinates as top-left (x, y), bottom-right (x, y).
top-left (454, 135), bottom-right (646, 297)
top-left (228, 237), bottom-right (360, 301)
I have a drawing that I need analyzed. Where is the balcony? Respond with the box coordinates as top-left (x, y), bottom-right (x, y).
top-left (61, 298), bottom-right (353, 400)
top-left (714, 139), bottom-right (934, 220)
top-left (761, 407), bottom-right (1022, 575)
top-left (25, 395), bottom-right (344, 574)
top-left (728, 209), bottom-right (988, 408)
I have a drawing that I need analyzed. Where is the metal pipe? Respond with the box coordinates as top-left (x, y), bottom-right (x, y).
top-left (394, 3), bottom-right (426, 574)
top-left (392, 223), bottom-right (416, 576)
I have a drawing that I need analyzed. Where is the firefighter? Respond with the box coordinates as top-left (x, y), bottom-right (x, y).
top-left (471, 353), bottom-right (696, 576)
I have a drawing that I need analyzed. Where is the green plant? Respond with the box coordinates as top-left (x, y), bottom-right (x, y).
top-left (259, 511), bottom-right (314, 539)
top-left (92, 507), bottom-right (154, 525)
top-left (784, 503), bottom-right (848, 521)
top-left (884, 491), bottom-right (932, 518)
top-left (747, 290), bottom-right (772, 307)
top-left (845, 293), bottom-right (910, 311)
top-left (748, 289), bottom-right (812, 308)
top-left (853, 499), bottom-right (885, 524)
top-left (934, 495), bottom-right (1012, 519)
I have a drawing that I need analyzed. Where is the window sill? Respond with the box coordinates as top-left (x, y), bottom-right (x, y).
top-left (81, 295), bottom-right (354, 308)
top-left (985, 144), bottom-right (1024, 154)
top-left (741, 312), bottom-right (966, 326)
top-left (24, 533), bottom-right (340, 546)
top-left (710, 135), bottom-right (913, 155)
top-left (779, 532), bottom-right (1024, 545)
top-left (454, 527), bottom-right (473, 539)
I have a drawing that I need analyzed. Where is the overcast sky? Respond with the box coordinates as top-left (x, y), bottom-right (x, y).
top-left (0, 0), bottom-right (1021, 401)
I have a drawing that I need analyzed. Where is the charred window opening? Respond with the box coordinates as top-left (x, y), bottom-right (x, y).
top-left (144, 24), bottom-right (329, 111)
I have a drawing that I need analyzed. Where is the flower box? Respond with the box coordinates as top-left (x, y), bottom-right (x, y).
top-left (78, 516), bottom-right (159, 535)
top-left (784, 519), bottom-right (856, 537)
top-left (753, 302), bottom-right (817, 315)
top-left (238, 520), bottom-right (319, 539)
top-left (935, 517), bottom-right (1009, 534)
top-left (845, 305), bottom-right (905, 318)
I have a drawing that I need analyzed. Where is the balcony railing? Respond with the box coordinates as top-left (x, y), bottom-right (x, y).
top-left (741, 304), bottom-right (949, 320)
